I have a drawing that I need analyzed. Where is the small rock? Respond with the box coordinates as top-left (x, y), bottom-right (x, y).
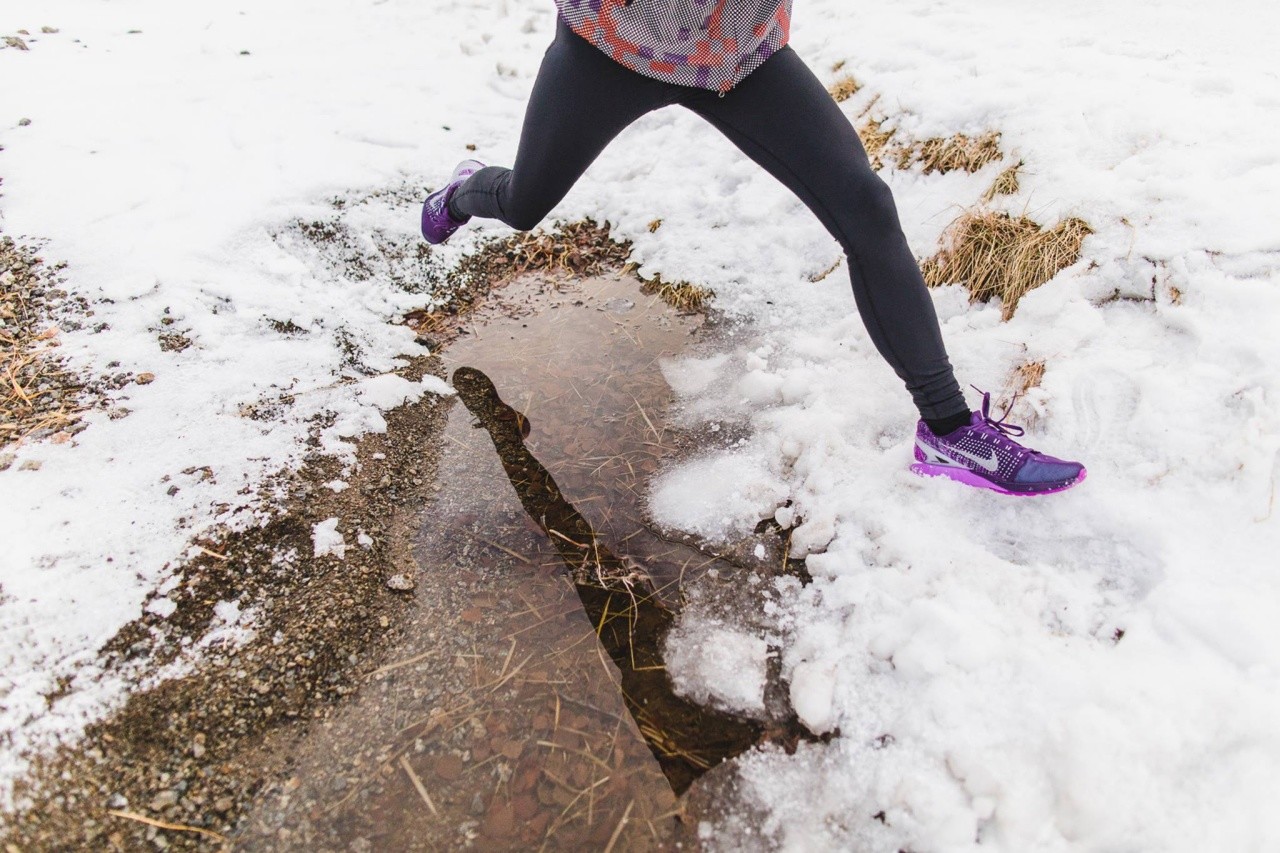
top-left (106, 793), bottom-right (128, 809)
top-left (19, 459), bottom-right (41, 471)
top-left (17, 118), bottom-right (31, 127)
top-left (213, 796), bottom-right (234, 813)
top-left (0, 454), bottom-right (14, 472)
top-left (385, 573), bottom-right (416, 592)
top-left (136, 372), bottom-right (155, 385)
top-left (41, 26), bottom-right (59, 34)
top-left (148, 789), bottom-right (179, 811)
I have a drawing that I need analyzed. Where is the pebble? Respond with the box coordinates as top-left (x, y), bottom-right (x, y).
top-left (148, 789), bottom-right (179, 811)
top-left (385, 573), bottom-right (416, 591)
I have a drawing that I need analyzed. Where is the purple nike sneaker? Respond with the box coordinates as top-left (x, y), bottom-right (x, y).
top-left (421, 159), bottom-right (485, 244)
top-left (912, 391), bottom-right (1086, 496)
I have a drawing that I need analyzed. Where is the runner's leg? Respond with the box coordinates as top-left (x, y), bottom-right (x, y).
top-left (451, 18), bottom-right (676, 230)
top-left (684, 49), bottom-right (968, 422)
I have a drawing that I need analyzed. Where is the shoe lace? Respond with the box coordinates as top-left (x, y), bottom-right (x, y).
top-left (972, 386), bottom-right (1025, 438)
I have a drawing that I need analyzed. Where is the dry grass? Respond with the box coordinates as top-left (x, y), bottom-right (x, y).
top-left (1, 236), bottom-right (91, 452)
top-left (921, 211), bottom-right (1093, 320)
top-left (996, 358), bottom-right (1047, 426)
top-left (408, 219), bottom-right (716, 337)
top-left (857, 117), bottom-right (896, 170)
top-left (637, 275), bottom-right (714, 313)
top-left (1012, 359), bottom-right (1046, 394)
top-left (827, 74), bottom-right (861, 103)
top-left (409, 219), bottom-right (636, 338)
top-left (482, 219), bottom-right (635, 280)
top-left (982, 160), bottom-right (1023, 203)
top-left (854, 112), bottom-right (1003, 177)
top-left (901, 131), bottom-right (1003, 175)
top-left (807, 257), bottom-right (843, 283)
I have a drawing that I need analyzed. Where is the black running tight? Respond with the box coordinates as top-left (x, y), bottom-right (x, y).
top-left (451, 17), bottom-right (967, 421)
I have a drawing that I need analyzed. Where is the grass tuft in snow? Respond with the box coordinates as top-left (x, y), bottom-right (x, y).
top-left (848, 101), bottom-right (1001, 177)
top-left (409, 219), bottom-right (637, 338)
top-left (466, 218), bottom-right (633, 281)
top-left (638, 274), bottom-right (715, 313)
top-left (901, 130), bottom-right (1004, 175)
top-left (921, 210), bottom-right (1092, 320)
top-left (857, 117), bottom-right (897, 171)
top-left (1000, 358), bottom-right (1048, 425)
top-left (827, 74), bottom-right (862, 103)
top-left (409, 219), bottom-right (716, 337)
top-left (981, 159), bottom-right (1024, 203)
top-left (1012, 358), bottom-right (1046, 394)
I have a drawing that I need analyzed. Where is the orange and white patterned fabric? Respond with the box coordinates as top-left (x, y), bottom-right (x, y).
top-left (553, 0), bottom-right (792, 92)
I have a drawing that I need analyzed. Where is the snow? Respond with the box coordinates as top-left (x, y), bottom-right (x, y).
top-left (648, 0), bottom-right (1280, 849)
top-left (311, 517), bottom-right (346, 560)
top-left (0, 0), bottom-right (1276, 846)
top-left (665, 617), bottom-right (770, 715)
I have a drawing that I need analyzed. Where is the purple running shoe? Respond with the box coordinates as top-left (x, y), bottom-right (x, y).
top-left (421, 159), bottom-right (485, 244)
top-left (912, 391), bottom-right (1086, 496)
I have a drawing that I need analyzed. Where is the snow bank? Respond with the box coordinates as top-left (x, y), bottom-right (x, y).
top-left (643, 0), bottom-right (1280, 849)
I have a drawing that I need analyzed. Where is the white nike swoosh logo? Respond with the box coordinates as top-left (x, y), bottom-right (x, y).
top-left (948, 445), bottom-right (999, 472)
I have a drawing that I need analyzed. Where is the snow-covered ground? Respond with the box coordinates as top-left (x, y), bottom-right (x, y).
top-left (2, 0), bottom-right (1278, 848)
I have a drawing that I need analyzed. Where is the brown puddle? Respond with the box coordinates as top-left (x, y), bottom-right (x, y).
top-left (235, 274), bottom-right (809, 851)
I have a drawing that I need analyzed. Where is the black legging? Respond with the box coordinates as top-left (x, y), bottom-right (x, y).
top-left (452, 17), bottom-right (967, 421)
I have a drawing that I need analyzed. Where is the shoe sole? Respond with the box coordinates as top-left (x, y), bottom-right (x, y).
top-left (910, 462), bottom-right (1087, 496)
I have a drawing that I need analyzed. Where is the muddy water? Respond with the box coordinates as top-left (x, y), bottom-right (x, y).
top-left (234, 275), bottom-right (793, 851)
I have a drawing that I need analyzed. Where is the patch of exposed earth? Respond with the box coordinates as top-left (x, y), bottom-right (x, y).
top-left (5, 236), bottom-right (810, 850)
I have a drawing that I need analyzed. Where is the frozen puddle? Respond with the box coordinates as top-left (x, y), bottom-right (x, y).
top-left (236, 274), bottom-right (809, 849)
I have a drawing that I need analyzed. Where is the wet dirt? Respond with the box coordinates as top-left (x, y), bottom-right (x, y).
top-left (6, 269), bottom-right (809, 852)
top-left (232, 274), bottom-right (808, 850)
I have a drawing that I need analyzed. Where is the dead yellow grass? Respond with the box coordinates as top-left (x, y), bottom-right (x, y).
top-left (638, 275), bottom-right (714, 313)
top-left (1013, 359), bottom-right (1046, 393)
top-left (981, 160), bottom-right (1023, 203)
top-left (827, 74), bottom-right (861, 103)
top-left (921, 211), bottom-right (1092, 320)
top-left (479, 218), bottom-right (634, 280)
top-left (902, 131), bottom-right (1003, 175)
top-left (408, 219), bottom-right (715, 337)
top-left (857, 117), bottom-right (896, 170)
top-left (853, 112), bottom-right (1003, 177)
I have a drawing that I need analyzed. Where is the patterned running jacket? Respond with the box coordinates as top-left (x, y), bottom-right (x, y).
top-left (553, 0), bottom-right (793, 92)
